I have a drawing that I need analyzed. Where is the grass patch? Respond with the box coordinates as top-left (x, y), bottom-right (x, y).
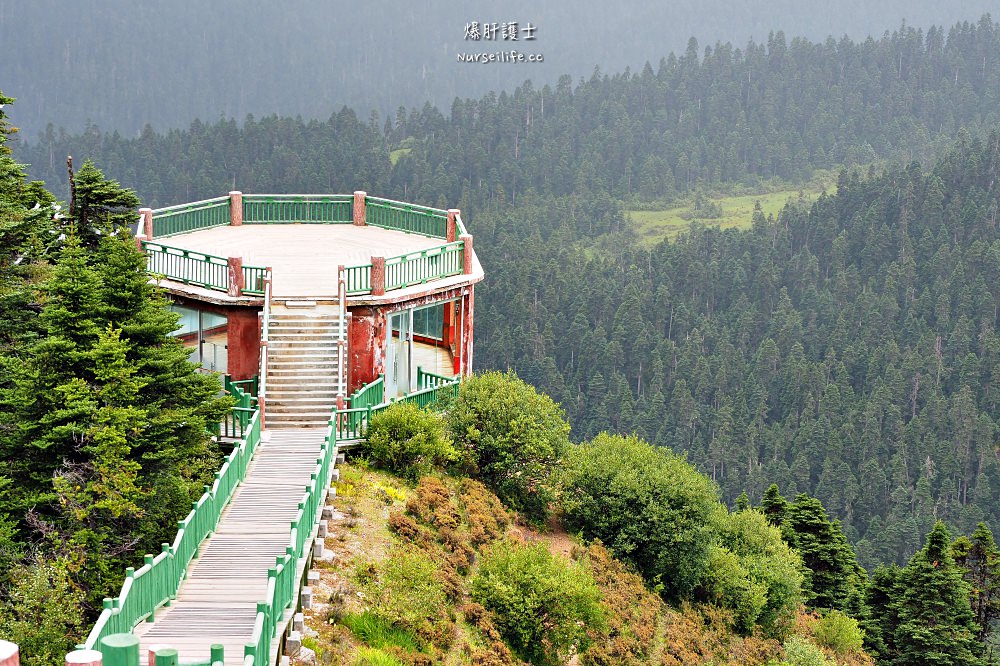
top-left (341, 611), bottom-right (423, 652)
top-left (627, 178), bottom-right (834, 246)
top-left (353, 647), bottom-right (405, 666)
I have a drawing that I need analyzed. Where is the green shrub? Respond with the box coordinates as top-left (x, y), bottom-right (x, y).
top-left (358, 547), bottom-right (452, 647)
top-left (447, 371), bottom-right (570, 521)
top-left (363, 402), bottom-right (455, 480)
top-left (812, 610), bottom-right (864, 656)
top-left (702, 507), bottom-right (804, 636)
top-left (0, 558), bottom-right (86, 666)
top-left (560, 433), bottom-right (719, 601)
top-left (780, 635), bottom-right (833, 666)
top-left (471, 540), bottom-right (605, 666)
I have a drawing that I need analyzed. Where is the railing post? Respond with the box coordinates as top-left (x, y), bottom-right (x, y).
top-left (227, 257), bottom-right (244, 297)
top-left (99, 634), bottom-right (139, 666)
top-left (353, 191), bottom-right (367, 226)
top-left (460, 234), bottom-right (474, 274)
top-left (229, 191), bottom-right (243, 226)
top-left (446, 209), bottom-right (460, 242)
top-left (66, 649), bottom-right (102, 666)
top-left (371, 256), bottom-right (385, 296)
top-left (1, 641), bottom-right (19, 666)
top-left (139, 207), bottom-right (154, 239)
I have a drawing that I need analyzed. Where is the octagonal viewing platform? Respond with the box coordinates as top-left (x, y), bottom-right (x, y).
top-left (138, 191), bottom-right (481, 405)
top-left (138, 191), bottom-right (483, 304)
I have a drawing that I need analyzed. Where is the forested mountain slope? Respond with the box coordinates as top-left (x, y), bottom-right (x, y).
top-left (474, 133), bottom-right (1000, 569)
top-left (17, 17), bottom-right (1000, 206)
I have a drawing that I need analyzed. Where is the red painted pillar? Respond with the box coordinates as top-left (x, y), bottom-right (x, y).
top-left (229, 191), bottom-right (243, 226)
top-left (460, 234), bottom-right (474, 274)
top-left (140, 207), bottom-right (154, 239)
top-left (65, 649), bottom-right (102, 666)
top-left (1, 641), bottom-right (19, 666)
top-left (226, 308), bottom-right (262, 380)
top-left (446, 209), bottom-right (460, 242)
top-left (347, 308), bottom-right (384, 393)
top-left (353, 191), bottom-right (367, 226)
top-left (462, 286), bottom-right (475, 376)
top-left (370, 256), bottom-right (385, 296)
top-left (227, 257), bottom-right (244, 297)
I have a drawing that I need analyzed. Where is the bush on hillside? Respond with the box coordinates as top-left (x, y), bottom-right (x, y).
top-left (471, 540), bottom-right (604, 666)
top-left (447, 371), bottom-right (570, 522)
top-left (560, 433), bottom-right (719, 601)
top-left (362, 402), bottom-right (455, 481)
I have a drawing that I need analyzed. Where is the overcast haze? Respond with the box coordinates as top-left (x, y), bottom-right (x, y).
top-left (3, 0), bottom-right (1000, 138)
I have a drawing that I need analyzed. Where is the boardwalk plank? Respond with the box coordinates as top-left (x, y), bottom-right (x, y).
top-left (134, 428), bottom-right (327, 666)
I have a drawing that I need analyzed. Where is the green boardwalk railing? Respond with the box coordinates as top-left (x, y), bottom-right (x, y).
top-left (384, 242), bottom-right (464, 291)
top-left (349, 374), bottom-right (384, 411)
top-left (244, 419), bottom-right (339, 666)
top-left (151, 197), bottom-right (230, 238)
top-left (334, 369), bottom-right (460, 442)
top-left (243, 194), bottom-right (353, 224)
top-left (81, 409), bottom-right (263, 650)
top-left (366, 197), bottom-right (448, 239)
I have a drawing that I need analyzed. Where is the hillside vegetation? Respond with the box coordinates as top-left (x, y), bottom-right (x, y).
top-left (304, 372), bottom-right (996, 666)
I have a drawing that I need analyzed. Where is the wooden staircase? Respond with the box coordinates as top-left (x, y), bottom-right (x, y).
top-left (265, 302), bottom-right (345, 427)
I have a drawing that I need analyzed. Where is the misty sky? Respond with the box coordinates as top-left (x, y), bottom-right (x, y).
top-left (3, 0), bottom-right (1000, 137)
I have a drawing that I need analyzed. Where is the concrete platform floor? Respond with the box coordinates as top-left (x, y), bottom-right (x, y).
top-left (156, 225), bottom-right (444, 297)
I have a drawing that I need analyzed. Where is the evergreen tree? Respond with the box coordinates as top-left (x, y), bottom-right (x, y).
top-left (952, 523), bottom-right (1000, 644)
top-left (759, 483), bottom-right (788, 526)
top-left (781, 493), bottom-right (862, 612)
top-left (892, 521), bottom-right (983, 666)
top-left (863, 564), bottom-right (902, 664)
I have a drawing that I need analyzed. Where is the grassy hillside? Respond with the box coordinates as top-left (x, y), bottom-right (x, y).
top-left (296, 462), bottom-right (873, 666)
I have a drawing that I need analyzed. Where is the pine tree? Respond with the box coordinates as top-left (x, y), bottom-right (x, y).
top-left (759, 483), bottom-right (787, 527)
top-left (781, 493), bottom-right (862, 611)
top-left (892, 521), bottom-right (984, 666)
top-left (952, 523), bottom-right (1000, 644)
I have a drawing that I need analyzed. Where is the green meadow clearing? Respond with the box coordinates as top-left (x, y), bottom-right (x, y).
top-left (627, 181), bottom-right (834, 246)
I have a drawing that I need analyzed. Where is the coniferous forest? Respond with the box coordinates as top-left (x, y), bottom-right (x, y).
top-left (4, 9), bottom-right (1000, 666)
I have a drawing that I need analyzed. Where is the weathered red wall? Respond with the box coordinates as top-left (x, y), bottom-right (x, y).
top-left (168, 296), bottom-right (261, 381)
top-left (226, 307), bottom-right (262, 380)
top-left (345, 285), bottom-right (475, 395)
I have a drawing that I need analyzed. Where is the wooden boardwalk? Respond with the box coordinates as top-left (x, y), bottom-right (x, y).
top-left (134, 429), bottom-right (326, 666)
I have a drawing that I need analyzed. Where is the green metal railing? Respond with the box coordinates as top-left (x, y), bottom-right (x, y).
top-left (349, 374), bottom-right (384, 410)
top-left (344, 263), bottom-right (372, 295)
top-left (243, 266), bottom-right (267, 295)
top-left (384, 242), bottom-right (464, 291)
top-left (226, 374), bottom-right (259, 398)
top-left (143, 241), bottom-right (267, 297)
top-left (366, 197), bottom-right (448, 238)
top-left (333, 369), bottom-right (459, 442)
top-left (81, 410), bottom-right (263, 650)
top-left (243, 194), bottom-right (353, 224)
top-left (144, 241), bottom-right (230, 292)
top-left (151, 197), bottom-right (230, 238)
top-left (245, 417), bottom-right (338, 666)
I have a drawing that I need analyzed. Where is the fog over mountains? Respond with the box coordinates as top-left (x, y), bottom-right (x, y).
top-left (4, 0), bottom-right (1000, 138)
